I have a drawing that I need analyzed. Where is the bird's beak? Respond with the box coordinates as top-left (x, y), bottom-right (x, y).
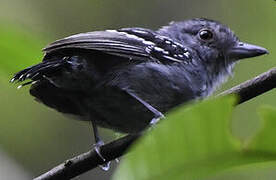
top-left (227, 42), bottom-right (269, 60)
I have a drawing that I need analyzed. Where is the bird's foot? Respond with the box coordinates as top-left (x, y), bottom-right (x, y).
top-left (93, 140), bottom-right (111, 171)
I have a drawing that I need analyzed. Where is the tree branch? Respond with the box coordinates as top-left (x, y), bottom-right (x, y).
top-left (34, 67), bottom-right (276, 180)
top-left (219, 67), bottom-right (276, 104)
top-left (34, 134), bottom-right (140, 180)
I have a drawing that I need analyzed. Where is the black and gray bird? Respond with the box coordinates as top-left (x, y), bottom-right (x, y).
top-left (11, 18), bottom-right (268, 151)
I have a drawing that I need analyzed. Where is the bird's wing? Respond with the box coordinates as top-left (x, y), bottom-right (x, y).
top-left (43, 28), bottom-right (191, 64)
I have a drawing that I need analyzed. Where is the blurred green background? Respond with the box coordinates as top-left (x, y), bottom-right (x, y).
top-left (0, 0), bottom-right (275, 179)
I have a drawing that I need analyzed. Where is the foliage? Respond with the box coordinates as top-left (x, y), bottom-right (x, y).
top-left (113, 97), bottom-right (276, 180)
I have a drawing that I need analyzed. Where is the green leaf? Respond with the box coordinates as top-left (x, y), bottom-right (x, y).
top-left (113, 98), bottom-right (276, 180)
top-left (207, 162), bottom-right (276, 180)
top-left (247, 106), bottom-right (276, 153)
top-left (113, 96), bottom-right (240, 180)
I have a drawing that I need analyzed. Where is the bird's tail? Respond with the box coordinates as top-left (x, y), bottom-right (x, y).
top-left (10, 58), bottom-right (69, 88)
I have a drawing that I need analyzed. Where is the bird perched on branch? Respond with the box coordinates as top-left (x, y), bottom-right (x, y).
top-left (11, 18), bottom-right (268, 167)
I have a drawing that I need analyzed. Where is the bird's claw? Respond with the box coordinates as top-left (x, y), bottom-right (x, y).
top-left (93, 140), bottom-right (111, 171)
top-left (99, 161), bottom-right (111, 171)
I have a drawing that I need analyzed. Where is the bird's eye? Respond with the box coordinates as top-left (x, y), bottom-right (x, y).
top-left (199, 29), bottom-right (213, 41)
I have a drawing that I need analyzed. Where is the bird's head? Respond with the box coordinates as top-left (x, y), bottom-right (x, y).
top-left (158, 18), bottom-right (268, 65)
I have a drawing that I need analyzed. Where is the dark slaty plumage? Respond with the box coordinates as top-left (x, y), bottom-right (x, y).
top-left (11, 18), bottom-right (268, 134)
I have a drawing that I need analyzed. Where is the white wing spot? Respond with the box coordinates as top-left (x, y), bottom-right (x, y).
top-left (142, 40), bottom-right (155, 46)
top-left (132, 29), bottom-right (148, 34)
top-left (154, 47), bottom-right (165, 52)
top-left (10, 78), bottom-right (15, 83)
top-left (184, 52), bottom-right (190, 58)
top-left (125, 34), bottom-right (155, 46)
top-left (155, 35), bottom-right (167, 40)
top-left (163, 51), bottom-right (169, 55)
top-left (106, 30), bottom-right (119, 33)
top-left (107, 30), bottom-right (155, 46)
top-left (19, 74), bottom-right (24, 80)
top-left (32, 81), bottom-right (38, 85)
top-left (17, 85), bottom-right (23, 89)
top-left (125, 34), bottom-right (141, 39)
top-left (174, 41), bottom-right (184, 48)
top-left (145, 47), bottom-right (152, 53)
top-left (163, 55), bottom-right (182, 62)
top-left (154, 47), bottom-right (170, 54)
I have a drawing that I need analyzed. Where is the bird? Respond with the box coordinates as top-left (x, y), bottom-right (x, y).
top-left (11, 18), bottom-right (268, 165)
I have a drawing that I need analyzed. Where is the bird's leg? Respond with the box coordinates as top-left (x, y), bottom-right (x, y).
top-left (126, 90), bottom-right (165, 127)
top-left (91, 119), bottom-right (104, 157)
top-left (90, 119), bottom-right (111, 171)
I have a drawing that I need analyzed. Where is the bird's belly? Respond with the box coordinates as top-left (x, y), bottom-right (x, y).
top-left (86, 87), bottom-right (155, 133)
top-left (30, 81), bottom-right (154, 133)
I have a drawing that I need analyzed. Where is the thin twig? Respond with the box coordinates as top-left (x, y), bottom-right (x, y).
top-left (219, 67), bottom-right (276, 104)
top-left (34, 67), bottom-right (276, 180)
top-left (34, 134), bottom-right (140, 180)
